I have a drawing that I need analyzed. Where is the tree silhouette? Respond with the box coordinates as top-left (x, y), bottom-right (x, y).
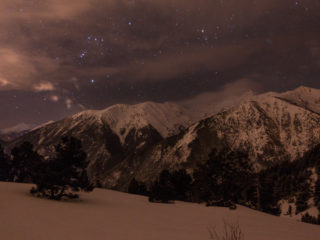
top-left (193, 148), bottom-right (254, 204)
top-left (128, 178), bottom-right (148, 196)
top-left (149, 170), bottom-right (175, 203)
top-left (169, 169), bottom-right (192, 201)
top-left (0, 144), bottom-right (10, 181)
top-left (10, 142), bottom-right (42, 183)
top-left (31, 137), bottom-right (93, 200)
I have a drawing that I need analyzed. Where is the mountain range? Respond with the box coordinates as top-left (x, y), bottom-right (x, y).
top-left (4, 86), bottom-right (320, 192)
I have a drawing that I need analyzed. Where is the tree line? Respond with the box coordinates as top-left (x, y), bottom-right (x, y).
top-left (0, 137), bottom-right (93, 200)
top-left (2, 134), bottom-right (320, 223)
top-left (129, 145), bottom-right (320, 224)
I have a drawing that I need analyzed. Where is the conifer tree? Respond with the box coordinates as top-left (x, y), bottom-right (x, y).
top-left (314, 179), bottom-right (320, 208)
top-left (149, 170), bottom-right (175, 203)
top-left (31, 137), bottom-right (93, 200)
top-left (11, 142), bottom-right (42, 182)
top-left (128, 178), bottom-right (148, 196)
top-left (0, 144), bottom-right (10, 181)
top-left (170, 169), bottom-right (192, 201)
top-left (193, 148), bottom-right (254, 204)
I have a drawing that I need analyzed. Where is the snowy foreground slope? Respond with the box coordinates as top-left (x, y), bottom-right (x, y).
top-left (1, 182), bottom-right (320, 240)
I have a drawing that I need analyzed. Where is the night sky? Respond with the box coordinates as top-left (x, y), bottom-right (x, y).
top-left (0, 0), bottom-right (320, 128)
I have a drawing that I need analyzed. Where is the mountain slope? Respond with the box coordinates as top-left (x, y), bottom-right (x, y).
top-left (122, 87), bottom-right (320, 188)
top-left (278, 86), bottom-right (320, 114)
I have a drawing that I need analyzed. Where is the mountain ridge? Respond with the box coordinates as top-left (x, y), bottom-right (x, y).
top-left (5, 86), bottom-right (320, 190)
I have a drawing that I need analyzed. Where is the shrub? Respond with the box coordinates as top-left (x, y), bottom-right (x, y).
top-left (208, 221), bottom-right (244, 240)
top-left (301, 212), bottom-right (319, 225)
top-left (128, 178), bottom-right (148, 196)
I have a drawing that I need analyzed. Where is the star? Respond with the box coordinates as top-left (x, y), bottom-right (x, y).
top-left (80, 50), bottom-right (88, 59)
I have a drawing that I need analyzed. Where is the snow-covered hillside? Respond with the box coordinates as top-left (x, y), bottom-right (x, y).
top-left (1, 182), bottom-right (320, 240)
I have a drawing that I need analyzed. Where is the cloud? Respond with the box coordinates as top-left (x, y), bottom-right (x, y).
top-left (65, 98), bottom-right (73, 109)
top-left (0, 0), bottom-right (95, 21)
top-left (0, 77), bottom-right (10, 87)
top-left (50, 95), bottom-right (60, 102)
top-left (121, 40), bottom-right (261, 82)
top-left (0, 0), bottom-right (319, 130)
top-left (0, 47), bottom-right (59, 91)
top-left (33, 82), bottom-right (55, 92)
top-left (0, 0), bottom-right (318, 93)
top-left (178, 78), bottom-right (262, 119)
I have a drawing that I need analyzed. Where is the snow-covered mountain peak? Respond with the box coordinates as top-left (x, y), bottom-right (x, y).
top-left (240, 86), bottom-right (320, 115)
top-left (277, 86), bottom-right (320, 114)
top-left (71, 101), bottom-right (192, 142)
top-left (68, 86), bottom-right (320, 147)
top-left (177, 89), bottom-right (256, 122)
top-left (0, 123), bottom-right (36, 142)
top-left (0, 123), bottom-right (35, 134)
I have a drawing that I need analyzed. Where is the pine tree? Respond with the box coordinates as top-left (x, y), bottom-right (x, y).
top-left (0, 144), bottom-right (10, 181)
top-left (287, 205), bottom-right (292, 216)
top-left (301, 212), bottom-right (318, 225)
top-left (10, 142), bottom-right (42, 182)
top-left (30, 137), bottom-right (93, 200)
top-left (170, 169), bottom-right (192, 201)
top-left (193, 148), bottom-right (254, 205)
top-left (296, 190), bottom-right (310, 214)
top-left (314, 178), bottom-right (320, 209)
top-left (149, 170), bottom-right (175, 203)
top-left (128, 178), bottom-right (148, 196)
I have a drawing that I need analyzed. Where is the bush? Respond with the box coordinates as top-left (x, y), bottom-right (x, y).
top-left (128, 178), bottom-right (148, 196)
top-left (206, 200), bottom-right (237, 210)
top-left (208, 221), bottom-right (244, 240)
top-left (301, 213), bottom-right (320, 225)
